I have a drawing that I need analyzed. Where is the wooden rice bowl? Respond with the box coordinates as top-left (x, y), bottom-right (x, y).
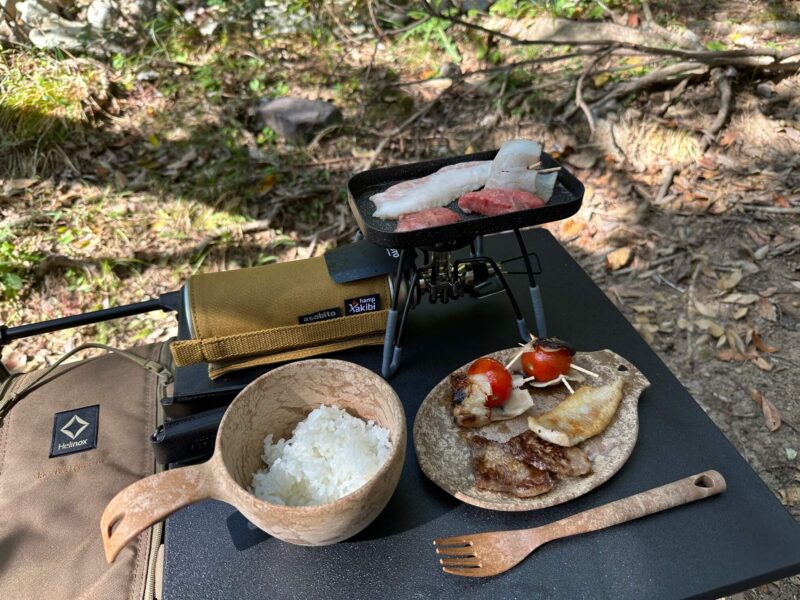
top-left (413, 348), bottom-right (649, 511)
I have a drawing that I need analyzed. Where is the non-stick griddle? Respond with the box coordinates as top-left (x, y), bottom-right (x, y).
top-left (348, 149), bottom-right (584, 249)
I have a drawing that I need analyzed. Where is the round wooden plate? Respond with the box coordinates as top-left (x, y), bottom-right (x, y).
top-left (413, 348), bottom-right (650, 511)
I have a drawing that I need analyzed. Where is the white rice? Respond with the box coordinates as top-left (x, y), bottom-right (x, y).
top-left (250, 405), bottom-right (392, 507)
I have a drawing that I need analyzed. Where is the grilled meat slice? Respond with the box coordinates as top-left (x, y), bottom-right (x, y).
top-left (451, 372), bottom-right (492, 428)
top-left (505, 430), bottom-right (591, 477)
top-left (470, 435), bottom-right (554, 497)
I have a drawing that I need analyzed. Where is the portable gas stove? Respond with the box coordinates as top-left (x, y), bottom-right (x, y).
top-left (347, 149), bottom-right (584, 378)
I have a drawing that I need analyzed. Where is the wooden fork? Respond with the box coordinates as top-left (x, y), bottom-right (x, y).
top-left (434, 470), bottom-right (726, 577)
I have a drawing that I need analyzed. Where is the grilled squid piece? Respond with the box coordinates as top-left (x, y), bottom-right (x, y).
top-left (527, 376), bottom-right (626, 447)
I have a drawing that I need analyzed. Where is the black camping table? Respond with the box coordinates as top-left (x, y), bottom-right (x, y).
top-left (162, 229), bottom-right (800, 600)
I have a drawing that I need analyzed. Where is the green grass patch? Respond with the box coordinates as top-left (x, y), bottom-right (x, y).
top-left (0, 51), bottom-right (106, 174)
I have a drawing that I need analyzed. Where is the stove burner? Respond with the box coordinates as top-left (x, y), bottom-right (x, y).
top-left (380, 229), bottom-right (547, 378)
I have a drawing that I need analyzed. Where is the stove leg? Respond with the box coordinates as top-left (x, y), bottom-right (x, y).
top-left (513, 229), bottom-right (548, 338)
top-left (381, 309), bottom-right (400, 379)
top-left (529, 286), bottom-right (547, 338)
top-left (454, 256), bottom-right (530, 344)
top-left (473, 235), bottom-right (484, 257)
top-left (382, 251), bottom-right (418, 378)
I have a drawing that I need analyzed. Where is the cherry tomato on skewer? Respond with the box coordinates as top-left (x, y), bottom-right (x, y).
top-left (521, 338), bottom-right (576, 382)
top-left (467, 357), bottom-right (513, 408)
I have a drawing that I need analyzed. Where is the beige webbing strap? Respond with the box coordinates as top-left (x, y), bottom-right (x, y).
top-left (170, 310), bottom-right (388, 367)
top-left (0, 342), bottom-right (173, 421)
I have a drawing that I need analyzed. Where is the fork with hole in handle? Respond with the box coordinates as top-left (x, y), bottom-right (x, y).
top-left (434, 470), bottom-right (726, 577)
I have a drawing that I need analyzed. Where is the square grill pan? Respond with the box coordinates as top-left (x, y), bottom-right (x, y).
top-left (347, 149), bottom-right (584, 249)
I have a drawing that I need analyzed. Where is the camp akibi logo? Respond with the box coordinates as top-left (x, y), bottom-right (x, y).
top-left (345, 294), bottom-right (380, 316)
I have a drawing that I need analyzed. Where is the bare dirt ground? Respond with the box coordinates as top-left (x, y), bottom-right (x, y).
top-left (1, 2), bottom-right (798, 596)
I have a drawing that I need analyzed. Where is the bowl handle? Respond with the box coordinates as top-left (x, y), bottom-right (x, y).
top-left (100, 462), bottom-right (213, 563)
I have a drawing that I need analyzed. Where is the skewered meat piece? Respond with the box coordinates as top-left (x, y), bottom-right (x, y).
top-left (450, 373), bottom-right (492, 428)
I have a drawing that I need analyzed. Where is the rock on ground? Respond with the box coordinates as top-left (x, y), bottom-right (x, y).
top-left (255, 97), bottom-right (342, 144)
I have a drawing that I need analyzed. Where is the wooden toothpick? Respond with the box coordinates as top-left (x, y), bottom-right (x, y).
top-left (570, 363), bottom-right (599, 378)
top-left (505, 348), bottom-right (526, 370)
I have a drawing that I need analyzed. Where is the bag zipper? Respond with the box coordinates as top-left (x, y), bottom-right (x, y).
top-left (142, 341), bottom-right (174, 600)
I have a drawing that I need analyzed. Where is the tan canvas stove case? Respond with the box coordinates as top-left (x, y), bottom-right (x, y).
top-left (169, 255), bottom-right (389, 378)
top-left (0, 343), bottom-right (172, 600)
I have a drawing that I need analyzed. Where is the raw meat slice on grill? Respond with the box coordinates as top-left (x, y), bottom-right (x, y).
top-left (371, 161), bottom-right (491, 219)
top-left (470, 435), bottom-right (555, 497)
top-left (458, 188), bottom-right (545, 217)
top-left (395, 208), bottom-right (461, 232)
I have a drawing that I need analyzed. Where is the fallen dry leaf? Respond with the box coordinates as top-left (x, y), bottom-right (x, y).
top-left (606, 247), bottom-right (633, 271)
top-left (634, 322), bottom-right (654, 345)
top-left (165, 147), bottom-right (198, 175)
top-left (722, 293), bottom-right (759, 305)
top-left (258, 172), bottom-right (279, 194)
top-left (719, 131), bottom-right (738, 147)
top-left (752, 356), bottom-right (773, 371)
top-left (694, 299), bottom-right (719, 318)
top-left (750, 388), bottom-right (781, 432)
top-left (632, 304), bottom-right (656, 313)
top-left (779, 486), bottom-right (800, 505)
top-left (560, 218), bottom-right (586, 238)
top-left (733, 306), bottom-right (748, 320)
top-left (5, 178), bottom-right (36, 193)
top-left (753, 332), bottom-right (779, 353)
top-left (746, 227), bottom-right (769, 246)
top-left (774, 195), bottom-right (792, 208)
top-left (726, 327), bottom-right (746, 354)
top-left (759, 287), bottom-right (778, 298)
top-left (717, 269), bottom-right (743, 291)
top-left (3, 350), bottom-right (27, 371)
top-left (757, 298), bottom-right (778, 322)
top-left (695, 318), bottom-right (725, 337)
top-left (716, 349), bottom-right (749, 362)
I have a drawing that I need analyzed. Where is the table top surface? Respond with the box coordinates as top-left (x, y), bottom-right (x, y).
top-left (162, 229), bottom-right (800, 600)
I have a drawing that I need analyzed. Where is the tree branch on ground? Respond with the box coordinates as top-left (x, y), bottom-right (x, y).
top-left (575, 45), bottom-right (617, 136)
top-left (420, 5), bottom-right (800, 69)
top-left (653, 68), bottom-right (732, 204)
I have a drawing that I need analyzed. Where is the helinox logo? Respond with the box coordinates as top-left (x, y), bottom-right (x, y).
top-left (60, 415), bottom-right (89, 440)
top-left (50, 405), bottom-right (99, 458)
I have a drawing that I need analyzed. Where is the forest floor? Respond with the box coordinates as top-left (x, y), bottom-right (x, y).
top-left (1, 2), bottom-right (798, 596)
